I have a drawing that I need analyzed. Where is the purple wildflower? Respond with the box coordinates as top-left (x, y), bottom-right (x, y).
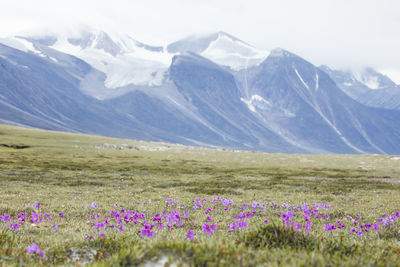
top-left (26, 243), bottom-right (39, 253)
top-left (30, 212), bottom-right (39, 223)
top-left (239, 220), bottom-right (248, 229)
top-left (141, 228), bottom-right (156, 238)
top-left (182, 211), bottom-right (189, 217)
top-left (292, 222), bottom-right (301, 231)
top-left (229, 221), bottom-right (239, 230)
top-left (26, 243), bottom-right (47, 260)
top-left (324, 223), bottom-right (336, 231)
top-left (203, 223), bottom-right (217, 235)
top-left (305, 221), bottom-right (313, 232)
top-left (9, 223), bottom-right (20, 230)
top-left (185, 230), bottom-right (195, 240)
top-left (0, 214), bottom-right (11, 222)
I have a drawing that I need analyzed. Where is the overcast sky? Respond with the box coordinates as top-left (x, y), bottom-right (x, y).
top-left (1, 0), bottom-right (399, 82)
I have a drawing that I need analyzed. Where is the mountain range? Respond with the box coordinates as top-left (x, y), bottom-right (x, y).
top-left (1, 29), bottom-right (400, 154)
top-left (320, 65), bottom-right (400, 110)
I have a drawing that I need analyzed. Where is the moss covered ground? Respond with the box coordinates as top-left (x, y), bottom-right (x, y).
top-left (1, 124), bottom-right (400, 266)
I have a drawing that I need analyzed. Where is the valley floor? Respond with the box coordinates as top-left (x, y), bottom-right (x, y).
top-left (1, 124), bottom-right (400, 266)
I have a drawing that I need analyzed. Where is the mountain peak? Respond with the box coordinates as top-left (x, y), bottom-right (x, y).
top-left (167, 31), bottom-right (269, 71)
top-left (214, 31), bottom-right (248, 44)
top-left (269, 48), bottom-right (295, 58)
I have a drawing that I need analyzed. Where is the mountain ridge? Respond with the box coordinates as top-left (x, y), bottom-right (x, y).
top-left (1, 29), bottom-right (400, 154)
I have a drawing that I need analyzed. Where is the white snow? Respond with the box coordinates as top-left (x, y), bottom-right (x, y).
top-left (49, 35), bottom-right (81, 55)
top-left (0, 36), bottom-right (45, 57)
top-left (50, 32), bottom-right (173, 89)
top-left (363, 76), bottom-right (380, 90)
top-left (294, 67), bottom-right (310, 91)
top-left (201, 33), bottom-right (269, 70)
top-left (315, 72), bottom-right (319, 91)
top-left (353, 70), bottom-right (380, 90)
top-left (241, 94), bottom-right (295, 117)
top-left (240, 94), bottom-right (271, 112)
top-left (1, 30), bottom-right (272, 99)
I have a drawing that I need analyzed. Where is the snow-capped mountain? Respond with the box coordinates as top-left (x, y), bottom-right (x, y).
top-left (1, 28), bottom-right (400, 154)
top-left (1, 30), bottom-right (172, 99)
top-left (167, 31), bottom-right (269, 71)
top-left (49, 30), bottom-right (171, 91)
top-left (321, 65), bottom-right (400, 110)
top-left (0, 30), bottom-right (269, 100)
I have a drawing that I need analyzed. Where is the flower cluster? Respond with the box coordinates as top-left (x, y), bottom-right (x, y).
top-left (1, 197), bottom-right (399, 262)
top-left (26, 243), bottom-right (47, 260)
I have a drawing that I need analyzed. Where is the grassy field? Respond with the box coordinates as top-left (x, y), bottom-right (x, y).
top-left (1, 124), bottom-right (400, 266)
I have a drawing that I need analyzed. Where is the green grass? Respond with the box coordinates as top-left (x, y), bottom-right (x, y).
top-left (1, 123), bottom-right (400, 266)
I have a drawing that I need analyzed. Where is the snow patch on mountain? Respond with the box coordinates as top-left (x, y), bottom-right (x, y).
top-left (49, 31), bottom-right (172, 89)
top-left (315, 72), bottom-right (319, 91)
top-left (168, 32), bottom-right (269, 71)
top-left (201, 33), bottom-right (269, 70)
top-left (241, 95), bottom-right (271, 112)
top-left (353, 70), bottom-right (380, 90)
top-left (294, 67), bottom-right (311, 92)
top-left (241, 95), bottom-right (296, 117)
top-left (0, 36), bottom-right (45, 57)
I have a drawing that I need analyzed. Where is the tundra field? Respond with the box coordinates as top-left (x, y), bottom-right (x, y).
top-left (1, 124), bottom-right (400, 266)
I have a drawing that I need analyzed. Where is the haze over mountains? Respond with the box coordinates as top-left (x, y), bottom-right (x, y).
top-left (1, 28), bottom-right (400, 154)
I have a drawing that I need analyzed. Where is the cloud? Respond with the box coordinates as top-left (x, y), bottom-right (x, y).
top-left (1, 0), bottom-right (399, 82)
